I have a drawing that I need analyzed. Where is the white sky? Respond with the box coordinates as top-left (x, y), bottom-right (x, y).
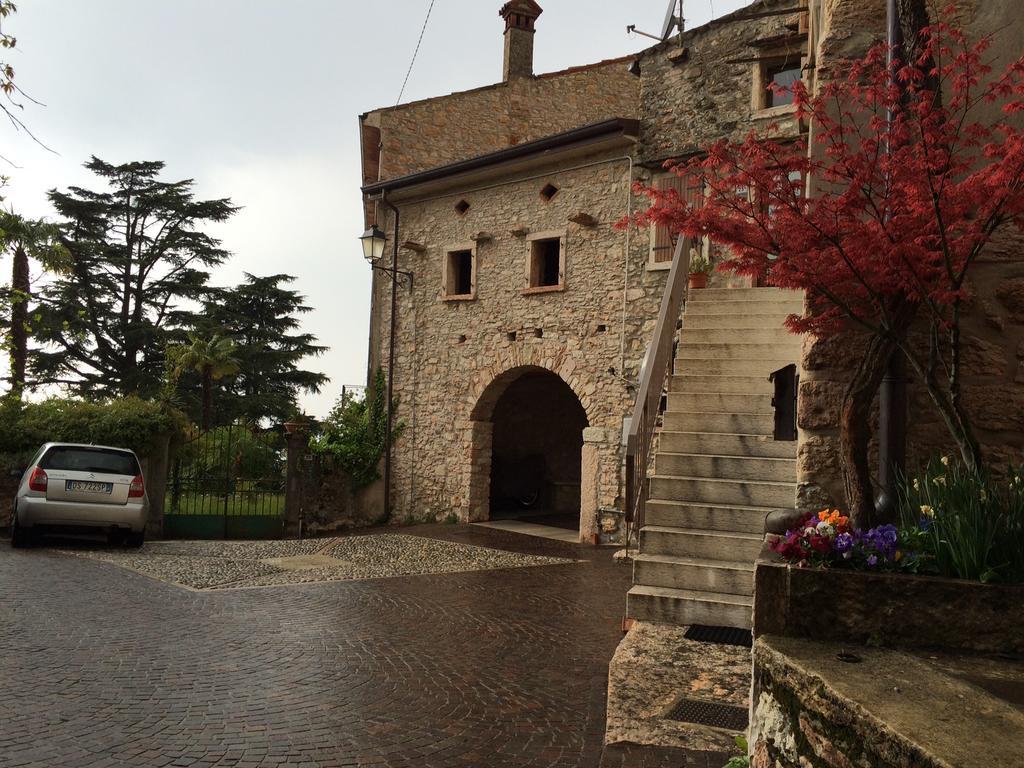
top-left (1, 0), bottom-right (749, 418)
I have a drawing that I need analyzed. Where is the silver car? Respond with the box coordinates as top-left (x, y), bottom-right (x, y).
top-left (10, 443), bottom-right (149, 548)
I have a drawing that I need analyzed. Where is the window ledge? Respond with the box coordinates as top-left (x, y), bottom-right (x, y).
top-left (441, 293), bottom-right (476, 302)
top-left (647, 260), bottom-right (672, 272)
top-left (521, 285), bottom-right (564, 295)
top-left (753, 103), bottom-right (799, 120)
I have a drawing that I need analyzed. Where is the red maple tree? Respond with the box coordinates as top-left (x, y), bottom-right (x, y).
top-left (629, 11), bottom-right (1024, 523)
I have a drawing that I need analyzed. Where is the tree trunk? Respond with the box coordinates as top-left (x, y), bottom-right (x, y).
top-left (9, 243), bottom-right (29, 400)
top-left (201, 369), bottom-right (212, 432)
top-left (841, 333), bottom-right (898, 529)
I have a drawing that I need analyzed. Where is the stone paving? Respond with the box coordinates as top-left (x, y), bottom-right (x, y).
top-left (55, 534), bottom-right (575, 590)
top-left (0, 525), bottom-right (731, 768)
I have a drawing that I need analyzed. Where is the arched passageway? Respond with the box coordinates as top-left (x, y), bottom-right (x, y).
top-left (469, 366), bottom-right (589, 530)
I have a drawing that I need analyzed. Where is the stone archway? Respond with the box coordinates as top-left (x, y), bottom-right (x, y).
top-left (467, 365), bottom-right (591, 537)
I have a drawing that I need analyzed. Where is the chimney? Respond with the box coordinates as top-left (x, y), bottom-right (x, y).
top-left (500, 1), bottom-right (543, 80)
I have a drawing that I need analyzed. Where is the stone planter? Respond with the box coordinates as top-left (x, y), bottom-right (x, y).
top-left (753, 543), bottom-right (1024, 655)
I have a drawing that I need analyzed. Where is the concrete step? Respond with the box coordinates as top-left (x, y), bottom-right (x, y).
top-left (645, 499), bottom-right (781, 534)
top-left (663, 410), bottom-right (775, 435)
top-left (633, 553), bottom-right (754, 596)
top-left (670, 374), bottom-right (775, 395)
top-left (684, 300), bottom-right (804, 316)
top-left (649, 475), bottom-right (795, 508)
top-left (658, 431), bottom-right (797, 458)
top-left (678, 342), bottom-right (802, 361)
top-left (683, 313), bottom-right (801, 330)
top-left (687, 287), bottom-right (803, 303)
top-left (667, 391), bottom-right (774, 414)
top-left (639, 525), bottom-right (765, 561)
top-left (626, 584), bottom-right (753, 629)
top-left (654, 452), bottom-right (797, 482)
top-left (674, 356), bottom-right (798, 377)
top-left (680, 327), bottom-right (799, 345)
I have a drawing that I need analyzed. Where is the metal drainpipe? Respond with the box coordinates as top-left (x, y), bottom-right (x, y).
top-left (877, 0), bottom-right (908, 514)
top-left (382, 194), bottom-right (401, 523)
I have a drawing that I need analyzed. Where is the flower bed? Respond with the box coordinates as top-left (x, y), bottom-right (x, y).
top-left (754, 460), bottom-right (1024, 654)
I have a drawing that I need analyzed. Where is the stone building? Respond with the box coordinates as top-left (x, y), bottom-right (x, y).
top-left (359, 0), bottom-right (812, 544)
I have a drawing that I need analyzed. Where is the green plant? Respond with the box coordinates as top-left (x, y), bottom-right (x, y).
top-left (897, 457), bottom-right (1024, 583)
top-left (444, 512), bottom-right (459, 525)
top-left (722, 735), bottom-right (750, 768)
top-left (688, 252), bottom-right (713, 275)
top-left (0, 396), bottom-right (181, 460)
top-left (309, 368), bottom-right (404, 494)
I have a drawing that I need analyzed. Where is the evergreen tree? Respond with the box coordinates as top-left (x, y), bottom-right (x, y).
top-left (34, 157), bottom-right (237, 398)
top-left (0, 211), bottom-right (67, 399)
top-left (200, 273), bottom-right (327, 424)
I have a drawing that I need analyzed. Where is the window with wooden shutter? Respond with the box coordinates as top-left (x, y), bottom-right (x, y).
top-left (650, 173), bottom-right (704, 266)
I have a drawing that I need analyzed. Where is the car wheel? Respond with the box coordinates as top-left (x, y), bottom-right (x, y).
top-left (10, 511), bottom-right (31, 549)
top-left (125, 531), bottom-right (145, 548)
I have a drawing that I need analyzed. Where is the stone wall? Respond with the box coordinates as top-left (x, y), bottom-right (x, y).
top-left (297, 456), bottom-right (385, 535)
top-left (796, 0), bottom-right (1024, 509)
top-left (370, 148), bottom-right (664, 537)
top-left (362, 59), bottom-right (640, 185)
top-left (636, 0), bottom-right (804, 167)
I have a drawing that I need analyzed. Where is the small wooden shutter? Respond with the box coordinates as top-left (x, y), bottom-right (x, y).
top-left (652, 173), bottom-right (704, 264)
top-left (651, 175), bottom-right (682, 264)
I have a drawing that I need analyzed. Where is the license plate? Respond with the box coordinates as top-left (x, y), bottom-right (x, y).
top-left (66, 480), bottom-right (112, 494)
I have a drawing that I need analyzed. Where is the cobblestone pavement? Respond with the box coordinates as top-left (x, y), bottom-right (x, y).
top-left (57, 535), bottom-right (575, 590)
top-left (1, 525), bottom-right (729, 768)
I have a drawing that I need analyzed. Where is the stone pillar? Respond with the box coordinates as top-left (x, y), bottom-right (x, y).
top-left (579, 427), bottom-right (605, 544)
top-left (284, 429), bottom-right (309, 538)
top-left (466, 420), bottom-right (493, 522)
top-left (141, 433), bottom-right (172, 539)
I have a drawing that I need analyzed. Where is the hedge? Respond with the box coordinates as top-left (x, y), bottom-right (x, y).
top-left (0, 397), bottom-right (181, 467)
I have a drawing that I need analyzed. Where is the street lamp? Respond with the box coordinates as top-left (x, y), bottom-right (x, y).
top-left (360, 224), bottom-right (387, 264)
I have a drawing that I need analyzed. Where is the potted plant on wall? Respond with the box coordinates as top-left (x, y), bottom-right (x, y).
top-left (687, 252), bottom-right (713, 290)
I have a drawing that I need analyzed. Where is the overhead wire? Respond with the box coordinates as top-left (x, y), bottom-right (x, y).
top-left (395, 0), bottom-right (439, 107)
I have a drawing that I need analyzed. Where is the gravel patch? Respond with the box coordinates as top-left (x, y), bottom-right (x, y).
top-left (53, 534), bottom-right (575, 590)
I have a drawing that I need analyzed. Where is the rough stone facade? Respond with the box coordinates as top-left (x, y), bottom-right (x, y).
top-left (359, 1), bottom-right (827, 539)
top-left (361, 62), bottom-right (640, 186)
top-left (370, 148), bottom-right (663, 539)
top-left (796, 0), bottom-right (1024, 509)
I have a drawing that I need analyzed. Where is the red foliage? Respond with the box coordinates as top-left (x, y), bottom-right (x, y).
top-left (627, 11), bottom-right (1024, 342)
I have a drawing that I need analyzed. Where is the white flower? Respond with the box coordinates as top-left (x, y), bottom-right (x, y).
top-left (920, 505), bottom-right (934, 518)
top-left (933, 476), bottom-right (946, 486)
top-left (941, 455), bottom-right (950, 467)
top-left (913, 479), bottom-right (920, 492)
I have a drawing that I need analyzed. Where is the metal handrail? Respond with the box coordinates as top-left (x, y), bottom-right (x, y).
top-left (624, 237), bottom-right (691, 549)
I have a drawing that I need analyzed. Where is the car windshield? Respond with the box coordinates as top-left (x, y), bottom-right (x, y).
top-left (39, 446), bottom-right (139, 476)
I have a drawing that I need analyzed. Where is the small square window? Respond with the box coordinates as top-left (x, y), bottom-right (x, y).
top-left (529, 238), bottom-right (562, 288)
top-left (765, 63), bottom-right (801, 108)
top-left (540, 183), bottom-right (559, 202)
top-left (454, 199), bottom-right (471, 216)
top-left (444, 249), bottom-right (475, 298)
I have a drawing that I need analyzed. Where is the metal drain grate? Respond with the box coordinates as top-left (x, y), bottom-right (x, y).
top-left (664, 697), bottom-right (749, 731)
top-left (683, 624), bottom-right (753, 648)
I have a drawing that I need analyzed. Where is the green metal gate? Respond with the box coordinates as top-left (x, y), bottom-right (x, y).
top-left (164, 423), bottom-right (286, 539)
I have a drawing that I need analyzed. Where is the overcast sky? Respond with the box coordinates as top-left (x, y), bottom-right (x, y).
top-left (2, 0), bottom-right (749, 418)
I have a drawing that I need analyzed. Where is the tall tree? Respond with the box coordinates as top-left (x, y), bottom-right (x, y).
top-left (168, 333), bottom-right (240, 431)
top-left (0, 211), bottom-right (66, 399)
top-left (199, 273), bottom-right (328, 424)
top-left (34, 157), bottom-right (237, 398)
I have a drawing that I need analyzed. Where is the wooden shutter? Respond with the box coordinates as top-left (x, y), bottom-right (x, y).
top-left (652, 173), bottom-right (704, 265)
top-left (651, 175), bottom-right (682, 264)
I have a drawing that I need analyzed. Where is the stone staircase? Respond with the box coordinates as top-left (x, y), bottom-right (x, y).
top-left (626, 287), bottom-right (803, 629)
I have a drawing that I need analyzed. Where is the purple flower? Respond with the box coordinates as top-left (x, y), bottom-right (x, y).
top-left (834, 532), bottom-right (854, 553)
top-left (866, 554), bottom-right (879, 567)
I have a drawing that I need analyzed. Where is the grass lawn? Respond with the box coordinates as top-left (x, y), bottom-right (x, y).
top-left (165, 492), bottom-right (285, 517)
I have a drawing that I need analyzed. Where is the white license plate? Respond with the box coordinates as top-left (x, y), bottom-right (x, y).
top-left (66, 480), bottom-right (112, 494)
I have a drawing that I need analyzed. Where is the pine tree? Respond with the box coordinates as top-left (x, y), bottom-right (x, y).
top-left (34, 157), bottom-right (237, 398)
top-left (200, 273), bottom-right (328, 424)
